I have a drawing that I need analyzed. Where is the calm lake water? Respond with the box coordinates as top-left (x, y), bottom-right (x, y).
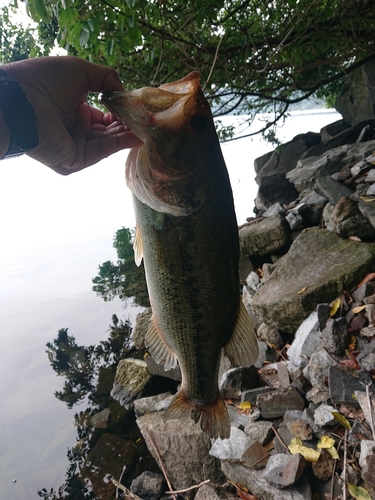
top-left (0, 109), bottom-right (339, 498)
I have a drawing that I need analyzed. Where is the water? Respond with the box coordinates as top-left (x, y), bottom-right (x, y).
top-left (0, 109), bottom-right (339, 498)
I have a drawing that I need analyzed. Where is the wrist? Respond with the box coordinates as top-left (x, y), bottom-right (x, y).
top-left (0, 68), bottom-right (39, 159)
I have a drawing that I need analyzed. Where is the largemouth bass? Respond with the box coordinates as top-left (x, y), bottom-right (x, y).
top-left (100, 73), bottom-right (258, 439)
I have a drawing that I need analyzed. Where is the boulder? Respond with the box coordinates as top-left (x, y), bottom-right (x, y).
top-left (251, 228), bottom-right (375, 333)
top-left (239, 215), bottom-right (292, 257)
top-left (132, 308), bottom-right (152, 349)
top-left (136, 411), bottom-right (224, 497)
top-left (111, 358), bottom-right (151, 407)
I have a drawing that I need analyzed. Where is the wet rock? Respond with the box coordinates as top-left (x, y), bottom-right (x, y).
top-left (329, 366), bottom-right (363, 406)
top-left (264, 453), bottom-right (306, 489)
top-left (241, 440), bottom-right (270, 469)
top-left (210, 427), bottom-right (253, 460)
top-left (91, 408), bottom-right (111, 429)
top-left (130, 471), bottom-right (166, 500)
top-left (257, 387), bottom-right (305, 419)
top-left (137, 411), bottom-right (224, 496)
top-left (145, 353), bottom-right (182, 381)
top-left (221, 461), bottom-right (312, 500)
top-left (244, 420), bottom-right (274, 445)
top-left (251, 228), bottom-right (375, 333)
top-left (132, 308), bottom-right (152, 349)
top-left (257, 323), bottom-right (284, 350)
top-left (287, 311), bottom-right (322, 368)
top-left (337, 215), bottom-right (375, 241)
top-left (239, 215), bottom-right (292, 257)
top-left (133, 393), bottom-right (172, 418)
top-left (321, 317), bottom-right (349, 355)
top-left (194, 483), bottom-right (238, 500)
top-left (219, 366), bottom-right (259, 400)
top-left (357, 339), bottom-right (375, 371)
top-left (314, 404), bottom-right (337, 427)
top-left (111, 359), bottom-right (151, 408)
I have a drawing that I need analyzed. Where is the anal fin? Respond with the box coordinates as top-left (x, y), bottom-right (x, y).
top-left (145, 316), bottom-right (178, 371)
top-left (224, 301), bottom-right (259, 367)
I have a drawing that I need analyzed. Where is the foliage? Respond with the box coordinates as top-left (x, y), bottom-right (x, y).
top-left (7, 0), bottom-right (375, 140)
top-left (92, 227), bottom-right (150, 307)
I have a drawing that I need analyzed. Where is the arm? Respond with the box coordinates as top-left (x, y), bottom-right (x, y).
top-left (0, 56), bottom-right (142, 175)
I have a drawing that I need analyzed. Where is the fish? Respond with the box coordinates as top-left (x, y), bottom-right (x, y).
top-left (100, 73), bottom-right (258, 439)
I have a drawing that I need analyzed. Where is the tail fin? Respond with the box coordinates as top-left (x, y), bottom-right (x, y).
top-left (164, 389), bottom-right (230, 440)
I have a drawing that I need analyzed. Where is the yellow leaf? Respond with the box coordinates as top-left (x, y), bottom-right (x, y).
top-left (326, 446), bottom-right (339, 460)
top-left (329, 298), bottom-right (341, 316)
top-left (353, 305), bottom-right (367, 314)
top-left (360, 195), bottom-right (375, 202)
top-left (331, 411), bottom-right (351, 430)
top-left (317, 435), bottom-right (335, 449)
top-left (297, 286), bottom-right (307, 294)
top-left (237, 401), bottom-right (251, 410)
top-left (347, 483), bottom-right (372, 500)
top-left (288, 438), bottom-right (321, 462)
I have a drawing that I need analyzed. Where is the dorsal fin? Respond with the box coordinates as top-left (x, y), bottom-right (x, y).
top-left (145, 316), bottom-right (178, 371)
top-left (133, 224), bottom-right (144, 266)
top-left (224, 302), bottom-right (258, 367)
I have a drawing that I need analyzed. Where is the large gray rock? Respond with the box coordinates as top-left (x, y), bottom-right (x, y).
top-left (251, 228), bottom-right (375, 333)
top-left (136, 411), bottom-right (224, 497)
top-left (287, 311), bottom-right (322, 368)
top-left (239, 215), bottom-right (292, 256)
top-left (132, 308), bottom-right (152, 349)
top-left (335, 62), bottom-right (375, 125)
top-left (222, 461), bottom-right (311, 500)
top-left (111, 359), bottom-right (151, 407)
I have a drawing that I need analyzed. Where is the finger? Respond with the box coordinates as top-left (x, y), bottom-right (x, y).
top-left (83, 132), bottom-right (143, 168)
top-left (78, 58), bottom-right (124, 92)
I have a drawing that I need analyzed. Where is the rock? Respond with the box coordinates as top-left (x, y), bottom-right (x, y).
top-left (361, 325), bottom-right (375, 337)
top-left (194, 483), bottom-right (238, 500)
top-left (359, 440), bottom-right (375, 474)
top-left (136, 411), bottom-right (224, 496)
top-left (145, 354), bottom-right (182, 381)
top-left (287, 311), bottom-right (322, 368)
top-left (130, 471), bottom-right (166, 500)
top-left (357, 339), bottom-right (375, 372)
top-left (329, 366), bottom-right (364, 405)
top-left (359, 199), bottom-right (375, 230)
top-left (312, 449), bottom-right (335, 481)
top-left (132, 308), bottom-right (152, 349)
top-left (321, 317), bottom-right (349, 355)
top-left (80, 433), bottom-right (136, 500)
top-left (210, 427), bottom-right (253, 460)
top-left (263, 453), bottom-right (306, 489)
top-left (335, 62), bottom-right (375, 125)
top-left (219, 366), bottom-right (259, 400)
top-left (283, 411), bottom-right (313, 441)
top-left (273, 424), bottom-right (294, 453)
top-left (226, 402), bottom-right (260, 429)
top-left (337, 215), bottom-right (375, 241)
top-left (133, 392), bottom-right (172, 417)
top-left (263, 201), bottom-right (286, 217)
top-left (304, 348), bottom-right (337, 391)
top-left (362, 455), bottom-right (375, 500)
top-left (315, 175), bottom-right (354, 204)
top-left (240, 440), bottom-right (270, 469)
top-left (286, 212), bottom-right (304, 231)
top-left (352, 282), bottom-right (375, 302)
top-left (241, 386), bottom-right (273, 405)
top-left (329, 196), bottom-right (361, 231)
top-left (354, 391), bottom-right (375, 430)
top-left (244, 420), bottom-right (274, 445)
top-left (91, 408), bottom-right (111, 429)
top-left (314, 404), bottom-right (337, 427)
top-left (256, 174), bottom-right (299, 212)
top-left (221, 461), bottom-right (312, 500)
top-left (240, 215), bottom-right (292, 257)
top-left (300, 190), bottom-right (328, 207)
top-left (257, 387), bottom-right (305, 419)
top-left (251, 228), bottom-right (375, 333)
top-left (111, 359), bottom-right (151, 407)
top-left (317, 303), bottom-right (331, 331)
top-left (257, 323), bottom-right (283, 349)
top-left (246, 270), bottom-right (261, 291)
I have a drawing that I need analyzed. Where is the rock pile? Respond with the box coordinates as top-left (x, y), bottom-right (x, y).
top-left (106, 118), bottom-right (375, 499)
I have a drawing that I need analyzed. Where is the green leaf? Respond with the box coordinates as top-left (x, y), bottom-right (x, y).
top-left (34, 0), bottom-right (50, 23)
top-left (331, 411), bottom-right (351, 430)
top-left (79, 26), bottom-right (90, 47)
top-left (347, 483), bottom-right (372, 500)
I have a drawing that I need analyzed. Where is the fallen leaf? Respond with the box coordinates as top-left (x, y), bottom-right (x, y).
top-left (317, 436), bottom-right (335, 449)
top-left (288, 438), bottom-right (321, 462)
top-left (331, 411), bottom-right (351, 430)
top-left (297, 286), bottom-right (307, 294)
top-left (347, 483), bottom-right (372, 500)
top-left (359, 195), bottom-right (375, 202)
top-left (330, 298), bottom-right (341, 316)
top-left (356, 272), bottom-right (375, 288)
top-left (348, 236), bottom-right (362, 241)
top-left (236, 401), bottom-right (252, 411)
top-left (348, 335), bottom-right (357, 351)
top-left (326, 446), bottom-right (339, 459)
top-left (353, 305), bottom-right (367, 314)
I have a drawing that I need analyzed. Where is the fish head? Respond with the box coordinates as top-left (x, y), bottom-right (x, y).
top-left (100, 72), bottom-right (221, 216)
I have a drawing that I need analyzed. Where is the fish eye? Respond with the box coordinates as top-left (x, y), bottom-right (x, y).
top-left (190, 114), bottom-right (207, 133)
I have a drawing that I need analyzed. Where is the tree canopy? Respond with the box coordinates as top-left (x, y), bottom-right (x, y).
top-left (4, 0), bottom-right (375, 139)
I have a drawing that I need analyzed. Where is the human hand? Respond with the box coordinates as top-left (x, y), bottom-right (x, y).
top-left (2, 56), bottom-right (142, 174)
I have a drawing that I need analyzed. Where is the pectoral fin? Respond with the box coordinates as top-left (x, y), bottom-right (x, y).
top-left (133, 225), bottom-right (144, 266)
top-left (145, 316), bottom-right (178, 370)
top-left (224, 302), bottom-right (259, 367)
